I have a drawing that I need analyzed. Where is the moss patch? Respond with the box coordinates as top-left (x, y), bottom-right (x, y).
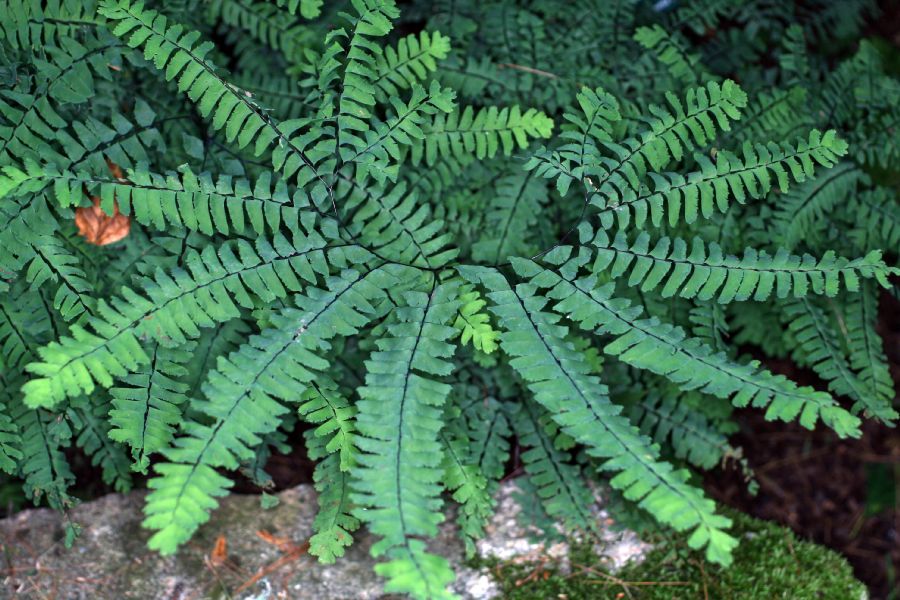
top-left (479, 511), bottom-right (866, 599)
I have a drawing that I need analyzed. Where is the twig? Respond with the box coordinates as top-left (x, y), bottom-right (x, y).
top-left (497, 62), bottom-right (560, 79)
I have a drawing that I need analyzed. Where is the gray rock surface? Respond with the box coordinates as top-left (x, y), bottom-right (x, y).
top-left (0, 482), bottom-right (647, 599)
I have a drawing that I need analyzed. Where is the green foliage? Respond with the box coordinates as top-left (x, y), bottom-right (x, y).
top-left (0, 0), bottom-right (896, 598)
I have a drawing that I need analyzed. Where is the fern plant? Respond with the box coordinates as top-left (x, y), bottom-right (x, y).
top-left (0, 0), bottom-right (897, 598)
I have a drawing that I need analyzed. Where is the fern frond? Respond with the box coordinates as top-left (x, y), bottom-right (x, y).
top-left (625, 391), bottom-right (731, 470)
top-left (844, 282), bottom-right (896, 415)
top-left (846, 188), bottom-right (900, 251)
top-left (588, 229), bottom-right (892, 302)
top-left (308, 451), bottom-right (361, 563)
top-left (0, 286), bottom-right (45, 371)
top-left (270, 0), bottom-right (323, 19)
top-left (27, 237), bottom-right (95, 321)
top-left (298, 378), bottom-right (357, 471)
top-left (143, 268), bottom-right (389, 554)
top-left (33, 162), bottom-right (306, 236)
top-left (465, 266), bottom-right (737, 565)
top-left (374, 31), bottom-right (451, 101)
top-left (68, 396), bottom-right (133, 493)
top-left (689, 300), bottom-right (729, 352)
top-left (412, 104), bottom-right (553, 167)
top-left (340, 80), bottom-right (456, 184)
top-left (498, 252), bottom-right (862, 438)
top-left (508, 401), bottom-right (597, 532)
top-left (0, 0), bottom-right (106, 50)
top-left (334, 0), bottom-right (401, 176)
top-left (24, 231), bottom-right (365, 408)
top-left (527, 80), bottom-right (747, 197)
top-left (208, 0), bottom-right (317, 62)
top-left (461, 396), bottom-right (511, 488)
top-left (100, 0), bottom-right (333, 195)
top-left (0, 401), bottom-right (22, 474)
top-left (440, 415), bottom-right (493, 556)
top-left (724, 87), bottom-right (809, 142)
top-left (665, 0), bottom-right (738, 34)
top-left (0, 36), bottom-right (128, 164)
top-left (108, 342), bottom-right (194, 473)
top-left (634, 25), bottom-right (706, 86)
top-left (353, 280), bottom-right (460, 600)
top-left (784, 297), bottom-right (897, 422)
top-left (11, 401), bottom-right (75, 510)
top-left (771, 162), bottom-right (864, 249)
top-left (339, 178), bottom-right (457, 268)
top-left (471, 171), bottom-right (548, 264)
top-left (453, 284), bottom-right (499, 354)
top-left (592, 129), bottom-right (847, 230)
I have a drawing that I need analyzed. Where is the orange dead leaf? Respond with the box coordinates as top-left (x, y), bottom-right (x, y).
top-left (74, 159), bottom-right (130, 246)
top-left (106, 158), bottom-right (126, 181)
top-left (255, 529), bottom-right (301, 553)
top-left (209, 535), bottom-right (228, 567)
top-left (75, 196), bottom-right (130, 245)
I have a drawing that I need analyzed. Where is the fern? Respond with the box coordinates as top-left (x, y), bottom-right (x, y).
top-left (2, 1), bottom-right (897, 597)
top-left (784, 297), bottom-right (897, 422)
top-left (508, 400), bottom-right (597, 532)
top-left (589, 229), bottom-right (892, 303)
top-left (0, 401), bottom-right (22, 474)
top-left (144, 267), bottom-right (389, 553)
top-left (352, 280), bottom-right (460, 599)
top-left (463, 265), bottom-right (737, 563)
top-left (108, 342), bottom-right (194, 472)
top-left (68, 396), bottom-right (133, 492)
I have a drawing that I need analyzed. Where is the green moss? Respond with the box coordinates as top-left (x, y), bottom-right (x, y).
top-left (482, 510), bottom-right (866, 600)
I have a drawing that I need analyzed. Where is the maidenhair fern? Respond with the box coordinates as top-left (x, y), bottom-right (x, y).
top-left (0, 1), bottom-right (896, 598)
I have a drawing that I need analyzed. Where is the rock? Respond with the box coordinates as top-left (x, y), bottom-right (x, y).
top-left (0, 482), bottom-right (648, 599)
